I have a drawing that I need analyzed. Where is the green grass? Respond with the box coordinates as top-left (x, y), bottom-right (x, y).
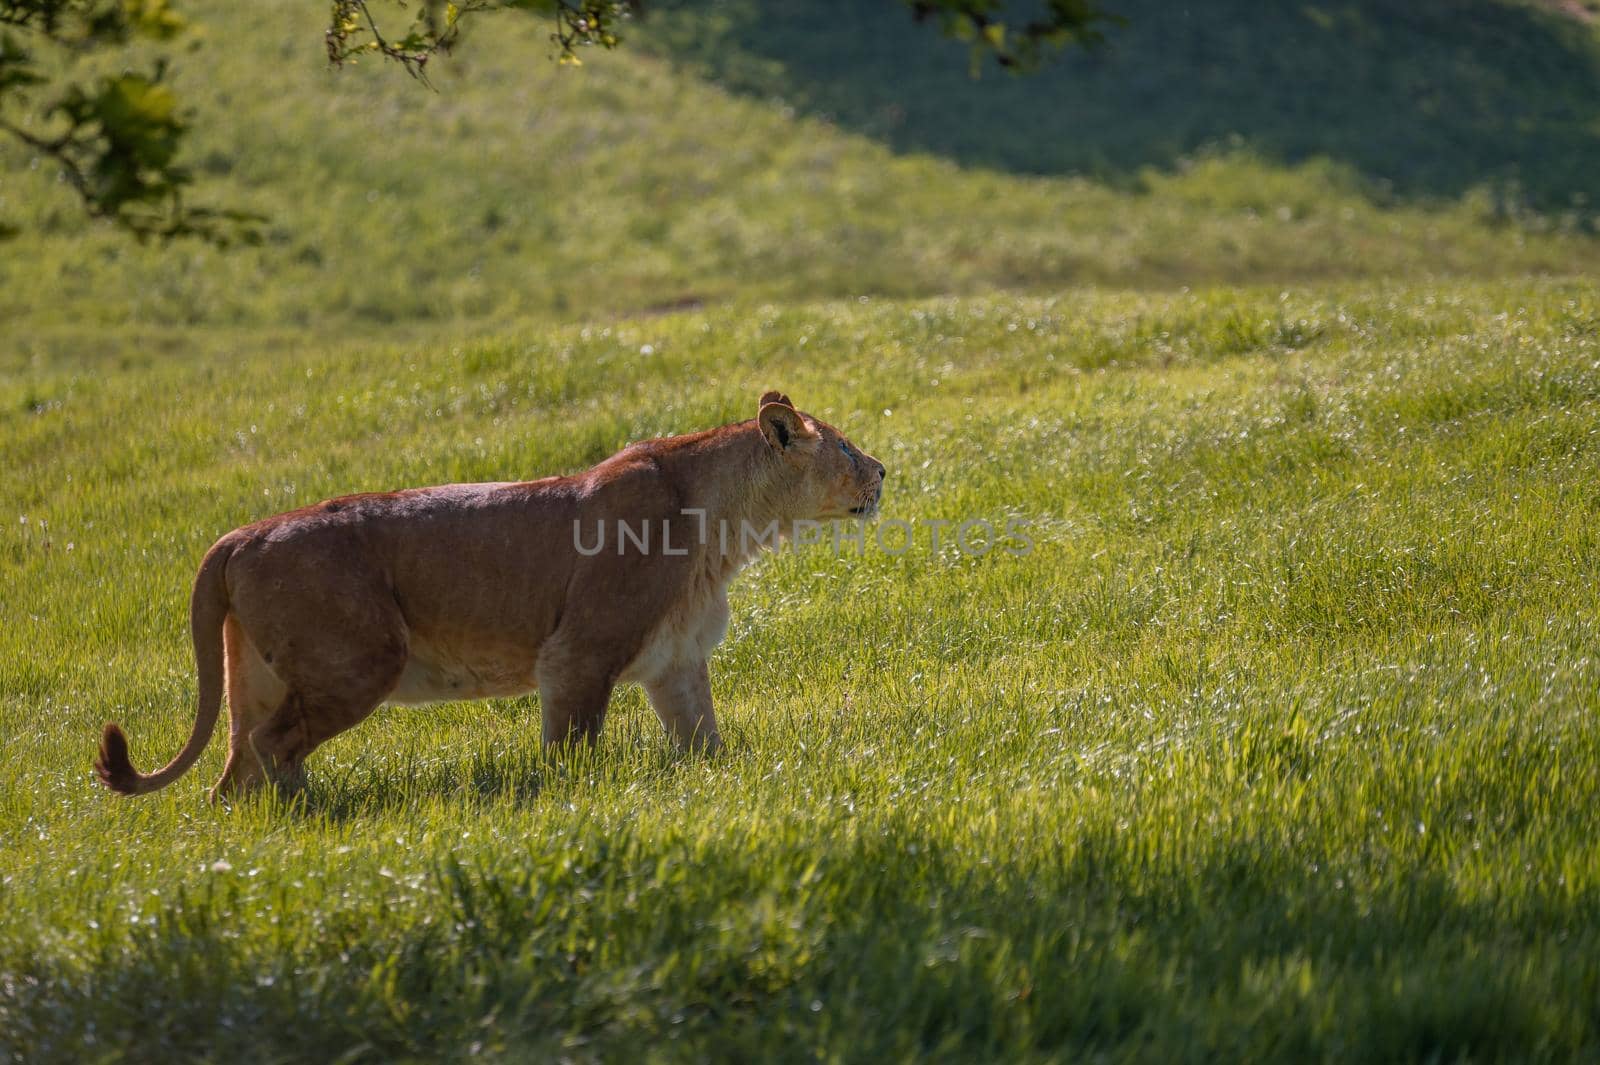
top-left (8, 0), bottom-right (1600, 1058)
top-left (5, 280), bottom-right (1600, 1060)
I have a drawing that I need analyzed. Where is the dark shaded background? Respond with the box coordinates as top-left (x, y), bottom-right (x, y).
top-left (647, 0), bottom-right (1600, 208)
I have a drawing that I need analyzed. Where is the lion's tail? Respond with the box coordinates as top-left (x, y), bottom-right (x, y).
top-left (95, 538), bottom-right (234, 796)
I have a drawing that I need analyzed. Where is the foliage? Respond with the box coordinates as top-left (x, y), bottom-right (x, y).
top-left (5, 281), bottom-right (1600, 1059)
top-left (0, 0), bottom-right (259, 241)
top-left (907, 0), bottom-right (1113, 70)
top-left (325, 0), bottom-right (1111, 77)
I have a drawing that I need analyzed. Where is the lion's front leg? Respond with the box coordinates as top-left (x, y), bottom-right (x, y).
top-left (643, 659), bottom-right (722, 754)
top-left (537, 652), bottom-right (616, 746)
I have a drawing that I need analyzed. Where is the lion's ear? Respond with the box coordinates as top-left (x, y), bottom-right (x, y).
top-left (759, 399), bottom-right (813, 451)
top-left (758, 390), bottom-right (793, 410)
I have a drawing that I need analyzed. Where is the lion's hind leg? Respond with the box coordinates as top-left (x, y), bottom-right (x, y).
top-left (211, 615), bottom-right (287, 803)
top-left (244, 604), bottom-right (409, 794)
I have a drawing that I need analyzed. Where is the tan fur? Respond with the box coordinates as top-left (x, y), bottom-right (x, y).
top-left (94, 391), bottom-right (885, 801)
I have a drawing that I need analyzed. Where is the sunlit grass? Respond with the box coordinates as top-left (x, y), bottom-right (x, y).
top-left (3, 280), bottom-right (1600, 1059)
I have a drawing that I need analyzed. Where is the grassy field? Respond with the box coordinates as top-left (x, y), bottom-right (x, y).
top-left (7, 0), bottom-right (1600, 1059)
top-left (5, 280), bottom-right (1600, 1060)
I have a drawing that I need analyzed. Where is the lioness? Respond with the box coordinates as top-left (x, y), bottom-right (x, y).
top-left (95, 390), bottom-right (885, 801)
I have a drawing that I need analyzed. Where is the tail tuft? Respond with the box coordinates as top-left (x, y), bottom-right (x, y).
top-left (95, 723), bottom-right (143, 795)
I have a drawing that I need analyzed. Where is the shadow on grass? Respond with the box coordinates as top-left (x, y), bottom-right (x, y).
top-left (8, 823), bottom-right (1598, 1060)
top-left (644, 0), bottom-right (1600, 210)
top-left (282, 747), bottom-right (555, 821)
top-left (275, 721), bottom-right (714, 823)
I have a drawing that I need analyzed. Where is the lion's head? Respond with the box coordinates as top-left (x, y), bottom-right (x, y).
top-left (757, 390), bottom-right (886, 520)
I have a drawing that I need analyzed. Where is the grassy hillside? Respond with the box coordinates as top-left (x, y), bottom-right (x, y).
top-left (4, 281), bottom-right (1600, 1059)
top-left (4, 0), bottom-right (1600, 357)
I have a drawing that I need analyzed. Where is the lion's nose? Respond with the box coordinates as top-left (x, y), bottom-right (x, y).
top-left (873, 460), bottom-right (886, 481)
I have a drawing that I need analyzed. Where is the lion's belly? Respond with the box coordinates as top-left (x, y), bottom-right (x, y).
top-left (619, 594), bottom-right (731, 684)
top-left (386, 588), bottom-right (730, 700)
top-left (386, 642), bottom-right (539, 705)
